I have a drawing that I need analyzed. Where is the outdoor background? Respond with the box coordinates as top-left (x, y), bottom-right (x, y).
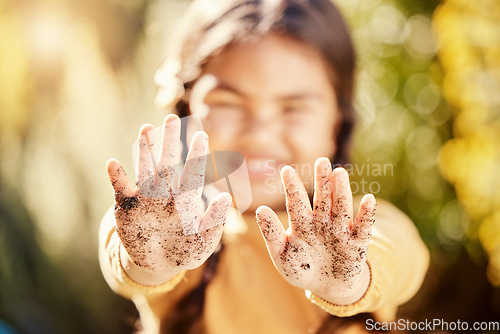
top-left (1, 0), bottom-right (499, 332)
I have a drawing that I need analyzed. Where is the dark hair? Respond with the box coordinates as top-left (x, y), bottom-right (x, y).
top-left (157, 0), bottom-right (358, 332)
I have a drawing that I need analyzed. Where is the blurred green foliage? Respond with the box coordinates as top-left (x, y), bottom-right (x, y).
top-left (0, 0), bottom-right (499, 332)
top-left (434, 0), bottom-right (500, 286)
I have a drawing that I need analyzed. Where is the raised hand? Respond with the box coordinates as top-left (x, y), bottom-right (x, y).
top-left (107, 115), bottom-right (232, 280)
top-left (256, 157), bottom-right (376, 302)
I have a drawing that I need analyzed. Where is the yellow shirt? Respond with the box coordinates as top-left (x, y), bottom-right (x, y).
top-left (99, 199), bottom-right (429, 333)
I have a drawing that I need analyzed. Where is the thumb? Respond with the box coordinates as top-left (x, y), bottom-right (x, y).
top-left (256, 206), bottom-right (287, 259)
top-left (352, 194), bottom-right (376, 242)
top-left (199, 192), bottom-right (233, 232)
top-left (107, 158), bottom-right (135, 200)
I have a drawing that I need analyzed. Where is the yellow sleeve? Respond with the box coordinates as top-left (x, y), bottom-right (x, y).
top-left (98, 206), bottom-right (202, 333)
top-left (306, 199), bottom-right (430, 320)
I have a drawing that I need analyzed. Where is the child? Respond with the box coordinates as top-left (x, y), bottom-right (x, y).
top-left (99, 0), bottom-right (429, 333)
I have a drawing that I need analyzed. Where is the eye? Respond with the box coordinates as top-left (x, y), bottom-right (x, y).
top-left (205, 91), bottom-right (244, 114)
top-left (283, 106), bottom-right (302, 114)
top-left (208, 102), bottom-right (246, 120)
top-left (210, 102), bottom-right (242, 111)
top-left (283, 103), bottom-right (311, 115)
top-left (206, 100), bottom-right (246, 125)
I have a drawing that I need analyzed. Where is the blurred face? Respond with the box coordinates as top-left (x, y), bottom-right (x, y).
top-left (191, 33), bottom-right (339, 212)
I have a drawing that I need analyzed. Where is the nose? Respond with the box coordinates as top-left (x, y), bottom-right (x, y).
top-left (239, 107), bottom-right (283, 148)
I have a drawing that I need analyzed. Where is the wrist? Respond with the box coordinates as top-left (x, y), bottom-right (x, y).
top-left (119, 243), bottom-right (179, 286)
top-left (312, 261), bottom-right (371, 306)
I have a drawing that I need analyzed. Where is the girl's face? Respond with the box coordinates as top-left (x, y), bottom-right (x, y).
top-left (192, 33), bottom-right (339, 212)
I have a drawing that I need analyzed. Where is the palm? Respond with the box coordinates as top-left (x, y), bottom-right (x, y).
top-left (256, 158), bottom-right (376, 299)
top-left (107, 115), bottom-right (232, 273)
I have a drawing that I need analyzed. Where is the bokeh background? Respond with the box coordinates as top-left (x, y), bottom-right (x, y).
top-left (1, 0), bottom-right (499, 332)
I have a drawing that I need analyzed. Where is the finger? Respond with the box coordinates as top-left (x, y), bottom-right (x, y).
top-left (256, 206), bottom-right (287, 259)
top-left (330, 167), bottom-right (353, 227)
top-left (281, 166), bottom-right (312, 237)
top-left (179, 131), bottom-right (208, 199)
top-left (136, 124), bottom-right (157, 187)
top-left (199, 192), bottom-right (233, 232)
top-left (107, 158), bottom-right (135, 201)
top-left (352, 194), bottom-right (376, 241)
top-left (158, 114), bottom-right (182, 190)
top-left (312, 157), bottom-right (333, 221)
